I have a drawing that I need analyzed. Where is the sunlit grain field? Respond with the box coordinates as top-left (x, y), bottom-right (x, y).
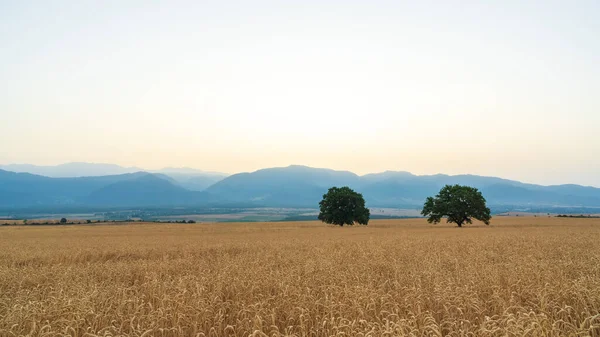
top-left (1, 217), bottom-right (599, 336)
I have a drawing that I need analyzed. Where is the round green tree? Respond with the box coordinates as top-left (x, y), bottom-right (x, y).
top-left (422, 184), bottom-right (491, 227)
top-left (318, 186), bottom-right (370, 226)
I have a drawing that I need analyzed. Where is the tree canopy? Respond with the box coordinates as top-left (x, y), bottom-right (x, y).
top-left (318, 186), bottom-right (370, 226)
top-left (422, 184), bottom-right (491, 227)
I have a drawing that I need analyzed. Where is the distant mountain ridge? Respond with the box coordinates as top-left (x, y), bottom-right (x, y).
top-left (0, 170), bottom-right (213, 208)
top-left (84, 174), bottom-right (212, 207)
top-left (0, 162), bottom-right (142, 177)
top-left (1, 164), bottom-right (599, 210)
top-left (206, 165), bottom-right (600, 208)
top-left (0, 163), bottom-right (229, 192)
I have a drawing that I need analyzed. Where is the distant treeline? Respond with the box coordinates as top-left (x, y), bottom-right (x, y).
top-left (556, 214), bottom-right (600, 218)
top-left (281, 215), bottom-right (420, 222)
top-left (1, 219), bottom-right (199, 226)
top-left (0, 207), bottom-right (254, 221)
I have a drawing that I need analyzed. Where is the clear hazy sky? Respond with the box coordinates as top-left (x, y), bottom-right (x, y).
top-left (1, 1), bottom-right (599, 186)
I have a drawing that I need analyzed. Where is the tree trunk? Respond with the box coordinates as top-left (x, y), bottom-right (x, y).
top-left (457, 221), bottom-right (463, 227)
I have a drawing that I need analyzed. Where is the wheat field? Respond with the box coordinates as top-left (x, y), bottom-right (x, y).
top-left (1, 217), bottom-right (599, 336)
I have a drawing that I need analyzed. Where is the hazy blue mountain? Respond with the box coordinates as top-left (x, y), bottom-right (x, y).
top-left (0, 169), bottom-right (151, 206)
top-left (154, 167), bottom-right (227, 176)
top-left (205, 165), bottom-right (360, 207)
top-left (480, 184), bottom-right (600, 206)
top-left (360, 178), bottom-right (441, 207)
top-left (151, 173), bottom-right (179, 185)
top-left (0, 163), bottom-right (228, 191)
top-left (152, 169), bottom-right (228, 191)
top-left (361, 171), bottom-right (415, 183)
top-left (416, 174), bottom-right (522, 188)
top-left (85, 174), bottom-right (212, 207)
top-left (0, 169), bottom-right (212, 208)
top-left (206, 166), bottom-right (600, 208)
top-left (0, 162), bottom-right (142, 177)
top-left (2, 165), bottom-right (600, 210)
top-left (532, 184), bottom-right (600, 198)
top-left (170, 174), bottom-right (226, 191)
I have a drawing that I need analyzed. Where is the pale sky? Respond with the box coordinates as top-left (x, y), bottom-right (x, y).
top-left (1, 1), bottom-right (599, 186)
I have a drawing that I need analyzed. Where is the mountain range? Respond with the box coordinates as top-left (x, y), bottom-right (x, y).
top-left (0, 163), bottom-right (228, 192)
top-left (1, 163), bottom-right (599, 210)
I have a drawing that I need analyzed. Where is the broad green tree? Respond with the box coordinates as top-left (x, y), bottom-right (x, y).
top-left (318, 186), bottom-right (370, 226)
top-left (422, 184), bottom-right (491, 227)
